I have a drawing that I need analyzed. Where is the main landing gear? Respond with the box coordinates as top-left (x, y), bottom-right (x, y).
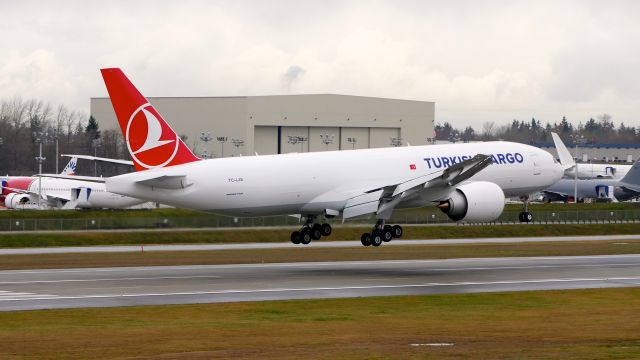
top-left (360, 220), bottom-right (403, 247)
top-left (518, 195), bottom-right (533, 223)
top-left (290, 216), bottom-right (332, 245)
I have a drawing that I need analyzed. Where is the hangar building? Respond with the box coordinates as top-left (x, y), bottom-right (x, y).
top-left (90, 94), bottom-right (435, 157)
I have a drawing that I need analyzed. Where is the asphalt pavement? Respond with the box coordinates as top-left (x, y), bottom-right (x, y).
top-left (0, 254), bottom-right (638, 311)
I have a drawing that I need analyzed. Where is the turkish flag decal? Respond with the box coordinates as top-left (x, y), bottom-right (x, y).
top-left (409, 164), bottom-right (416, 170)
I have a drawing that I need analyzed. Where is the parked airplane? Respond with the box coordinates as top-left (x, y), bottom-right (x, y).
top-left (551, 132), bottom-right (631, 179)
top-left (1, 156), bottom-right (147, 210)
top-left (542, 134), bottom-right (640, 202)
top-left (99, 68), bottom-right (563, 245)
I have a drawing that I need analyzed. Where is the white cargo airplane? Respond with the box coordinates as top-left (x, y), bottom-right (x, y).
top-left (100, 68), bottom-right (563, 246)
top-left (1, 156), bottom-right (147, 210)
top-left (551, 132), bottom-right (631, 179)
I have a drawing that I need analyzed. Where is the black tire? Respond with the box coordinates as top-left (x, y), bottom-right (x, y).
top-left (518, 212), bottom-right (525, 222)
top-left (321, 223), bottom-right (332, 237)
top-left (382, 229), bottom-right (393, 242)
top-left (391, 225), bottom-right (403, 238)
top-left (290, 231), bottom-right (301, 244)
top-left (361, 233), bottom-right (371, 246)
top-left (525, 212), bottom-right (533, 223)
top-left (300, 228), bottom-right (312, 244)
top-left (370, 231), bottom-right (383, 247)
top-left (383, 224), bottom-right (392, 231)
top-left (310, 225), bottom-right (322, 240)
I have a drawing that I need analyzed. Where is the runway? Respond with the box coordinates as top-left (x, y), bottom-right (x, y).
top-left (3, 234), bottom-right (640, 255)
top-left (0, 254), bottom-right (639, 311)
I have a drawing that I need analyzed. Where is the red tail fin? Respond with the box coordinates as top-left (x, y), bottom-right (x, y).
top-left (100, 68), bottom-right (199, 171)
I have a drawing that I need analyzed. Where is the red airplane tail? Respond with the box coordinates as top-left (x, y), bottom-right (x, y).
top-left (100, 68), bottom-right (200, 171)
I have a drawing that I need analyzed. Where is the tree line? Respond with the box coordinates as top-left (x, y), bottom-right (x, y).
top-left (2, 96), bottom-right (639, 177)
top-left (0, 97), bottom-right (129, 177)
top-left (436, 114), bottom-right (640, 145)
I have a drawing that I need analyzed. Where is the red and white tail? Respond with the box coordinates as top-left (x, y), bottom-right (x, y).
top-left (100, 68), bottom-right (200, 171)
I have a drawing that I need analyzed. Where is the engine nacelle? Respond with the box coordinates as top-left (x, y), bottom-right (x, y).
top-left (438, 181), bottom-right (505, 223)
top-left (4, 193), bottom-right (37, 209)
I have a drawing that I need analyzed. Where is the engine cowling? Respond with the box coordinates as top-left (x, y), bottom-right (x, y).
top-left (4, 193), bottom-right (37, 209)
top-left (438, 181), bottom-right (505, 222)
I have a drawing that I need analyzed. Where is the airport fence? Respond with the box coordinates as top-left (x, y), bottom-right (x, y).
top-left (1, 209), bottom-right (640, 231)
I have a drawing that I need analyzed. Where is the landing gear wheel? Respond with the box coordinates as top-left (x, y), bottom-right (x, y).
top-left (381, 229), bottom-right (393, 242)
top-left (391, 225), bottom-right (403, 238)
top-left (524, 212), bottom-right (533, 223)
top-left (361, 233), bottom-right (371, 246)
top-left (310, 224), bottom-right (322, 240)
top-left (300, 228), bottom-right (312, 244)
top-left (518, 212), bottom-right (533, 223)
top-left (370, 231), bottom-right (383, 247)
top-left (383, 224), bottom-right (392, 231)
top-left (321, 223), bottom-right (332, 237)
top-left (290, 231), bottom-right (301, 244)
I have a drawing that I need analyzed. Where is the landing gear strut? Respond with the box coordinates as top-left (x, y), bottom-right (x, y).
top-left (290, 216), bottom-right (333, 245)
top-left (518, 195), bottom-right (533, 223)
top-left (360, 220), bottom-right (403, 247)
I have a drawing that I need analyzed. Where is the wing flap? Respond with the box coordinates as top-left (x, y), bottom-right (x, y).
top-left (343, 190), bottom-right (383, 219)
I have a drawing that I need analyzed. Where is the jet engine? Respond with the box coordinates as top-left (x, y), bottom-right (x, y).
top-left (4, 193), bottom-right (37, 209)
top-left (438, 181), bottom-right (505, 222)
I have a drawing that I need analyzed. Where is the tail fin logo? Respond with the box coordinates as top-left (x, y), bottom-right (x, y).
top-left (126, 103), bottom-right (179, 169)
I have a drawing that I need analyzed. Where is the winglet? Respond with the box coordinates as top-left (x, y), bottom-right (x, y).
top-left (100, 68), bottom-right (200, 171)
top-left (550, 132), bottom-right (575, 171)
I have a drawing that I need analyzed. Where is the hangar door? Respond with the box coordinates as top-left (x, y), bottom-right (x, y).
top-left (370, 128), bottom-right (401, 148)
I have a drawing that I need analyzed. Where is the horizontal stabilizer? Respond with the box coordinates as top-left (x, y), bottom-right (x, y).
top-left (136, 175), bottom-right (192, 189)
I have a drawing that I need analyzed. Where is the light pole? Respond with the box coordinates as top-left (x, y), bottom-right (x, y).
top-left (319, 133), bottom-right (334, 150)
top-left (33, 132), bottom-right (49, 209)
top-left (92, 138), bottom-right (102, 176)
top-left (231, 138), bottom-right (245, 156)
top-left (569, 134), bottom-right (586, 203)
top-left (216, 136), bottom-right (228, 158)
top-left (199, 132), bottom-right (212, 158)
top-left (390, 137), bottom-right (402, 147)
top-left (347, 137), bottom-right (357, 150)
top-left (53, 130), bottom-right (59, 174)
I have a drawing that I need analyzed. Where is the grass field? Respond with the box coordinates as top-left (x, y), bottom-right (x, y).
top-left (1, 240), bottom-right (639, 270)
top-left (1, 201), bottom-right (639, 220)
top-left (1, 288), bottom-right (638, 359)
top-left (2, 223), bottom-right (640, 248)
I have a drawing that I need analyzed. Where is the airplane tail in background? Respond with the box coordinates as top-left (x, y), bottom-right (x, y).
top-left (551, 132), bottom-right (575, 171)
top-left (100, 68), bottom-right (200, 171)
top-left (60, 157), bottom-right (78, 175)
top-left (619, 158), bottom-right (640, 191)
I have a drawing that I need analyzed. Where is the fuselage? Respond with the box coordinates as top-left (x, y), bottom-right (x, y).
top-left (564, 163), bottom-right (631, 179)
top-left (107, 141), bottom-right (563, 216)
top-left (1, 176), bottom-right (146, 209)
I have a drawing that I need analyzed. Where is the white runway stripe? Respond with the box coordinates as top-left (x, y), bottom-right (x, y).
top-left (0, 290), bottom-right (59, 301)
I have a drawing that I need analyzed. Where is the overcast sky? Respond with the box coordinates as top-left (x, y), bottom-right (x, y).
top-left (1, 0), bottom-right (639, 128)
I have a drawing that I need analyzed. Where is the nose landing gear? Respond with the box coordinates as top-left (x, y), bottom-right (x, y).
top-left (518, 195), bottom-right (533, 223)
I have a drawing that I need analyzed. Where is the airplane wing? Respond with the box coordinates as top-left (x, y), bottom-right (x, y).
top-left (61, 154), bottom-right (134, 166)
top-left (1, 184), bottom-right (71, 203)
top-left (550, 132), bottom-right (575, 171)
top-left (341, 154), bottom-right (493, 220)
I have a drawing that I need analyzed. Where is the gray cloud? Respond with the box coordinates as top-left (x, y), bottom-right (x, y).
top-left (0, 0), bottom-right (638, 127)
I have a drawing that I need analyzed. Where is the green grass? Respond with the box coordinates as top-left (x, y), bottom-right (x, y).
top-left (1, 223), bottom-right (640, 248)
top-left (0, 201), bottom-right (638, 220)
top-left (1, 288), bottom-right (638, 359)
top-left (1, 240), bottom-right (639, 270)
